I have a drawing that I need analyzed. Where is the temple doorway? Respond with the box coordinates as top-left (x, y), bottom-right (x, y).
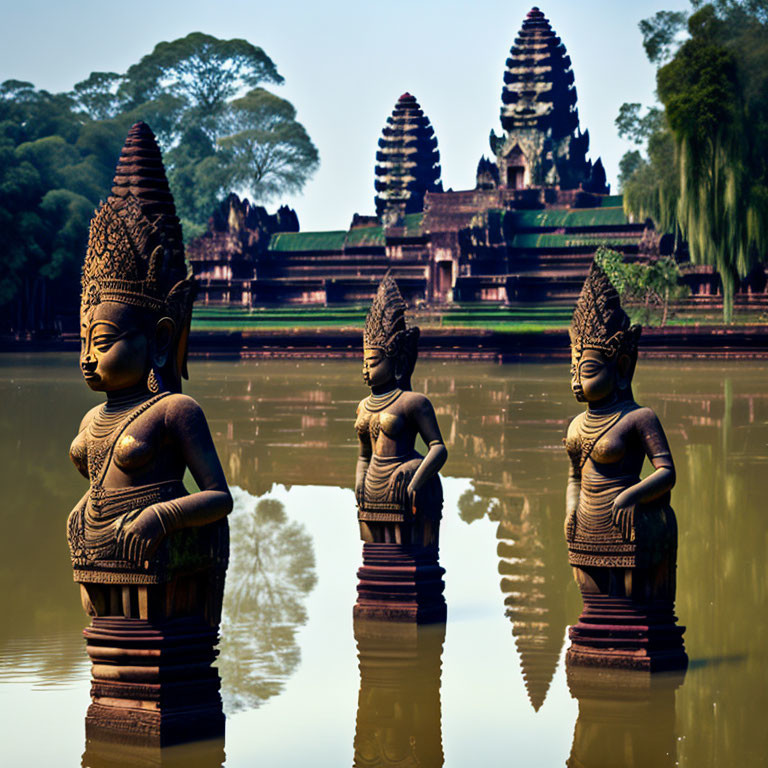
top-left (436, 260), bottom-right (453, 301)
top-left (507, 165), bottom-right (525, 189)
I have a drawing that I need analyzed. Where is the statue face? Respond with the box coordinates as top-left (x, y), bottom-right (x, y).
top-left (363, 346), bottom-right (396, 390)
top-left (80, 302), bottom-right (149, 392)
top-left (571, 347), bottom-right (616, 404)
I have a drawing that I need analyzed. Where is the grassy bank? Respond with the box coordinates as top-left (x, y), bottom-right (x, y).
top-left (191, 304), bottom-right (766, 333)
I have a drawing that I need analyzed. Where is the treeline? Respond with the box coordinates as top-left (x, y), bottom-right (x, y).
top-left (0, 34), bottom-right (319, 337)
top-left (617, 0), bottom-right (768, 321)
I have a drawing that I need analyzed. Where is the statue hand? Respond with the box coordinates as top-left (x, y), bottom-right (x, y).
top-left (406, 482), bottom-right (418, 517)
top-left (355, 481), bottom-right (365, 508)
top-left (611, 500), bottom-right (637, 542)
top-left (120, 506), bottom-right (166, 565)
top-left (564, 509), bottom-right (577, 542)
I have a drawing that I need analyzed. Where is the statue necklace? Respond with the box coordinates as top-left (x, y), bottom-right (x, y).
top-left (365, 388), bottom-right (403, 413)
top-left (579, 400), bottom-right (638, 469)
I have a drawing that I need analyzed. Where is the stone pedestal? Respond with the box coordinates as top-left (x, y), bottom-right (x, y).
top-left (83, 615), bottom-right (224, 747)
top-left (354, 543), bottom-right (446, 623)
top-left (567, 593), bottom-right (687, 672)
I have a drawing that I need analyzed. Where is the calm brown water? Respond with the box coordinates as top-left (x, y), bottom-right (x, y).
top-left (1, 353), bottom-right (766, 766)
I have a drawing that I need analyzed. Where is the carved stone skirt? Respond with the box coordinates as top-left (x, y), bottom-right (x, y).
top-left (568, 474), bottom-right (677, 569)
top-left (359, 453), bottom-right (443, 524)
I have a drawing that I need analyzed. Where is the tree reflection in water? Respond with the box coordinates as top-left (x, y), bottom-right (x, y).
top-left (217, 488), bottom-right (317, 714)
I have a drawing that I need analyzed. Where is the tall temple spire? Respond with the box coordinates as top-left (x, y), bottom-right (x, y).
top-left (374, 93), bottom-right (443, 218)
top-left (488, 7), bottom-right (607, 193)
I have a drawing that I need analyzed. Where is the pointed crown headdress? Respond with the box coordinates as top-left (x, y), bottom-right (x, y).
top-left (364, 275), bottom-right (420, 387)
top-left (82, 122), bottom-right (195, 387)
top-left (569, 259), bottom-right (641, 360)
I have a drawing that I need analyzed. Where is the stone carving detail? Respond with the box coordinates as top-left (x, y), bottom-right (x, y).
top-left (563, 259), bottom-right (686, 670)
top-left (67, 121), bottom-right (232, 745)
top-left (354, 275), bottom-right (448, 621)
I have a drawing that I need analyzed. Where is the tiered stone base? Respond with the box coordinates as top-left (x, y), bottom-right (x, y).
top-left (83, 616), bottom-right (225, 747)
top-left (567, 594), bottom-right (687, 671)
top-left (354, 543), bottom-right (446, 623)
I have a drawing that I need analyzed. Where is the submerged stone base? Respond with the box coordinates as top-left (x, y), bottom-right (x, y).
top-left (354, 542), bottom-right (446, 623)
top-left (566, 594), bottom-right (687, 672)
top-left (83, 616), bottom-right (225, 747)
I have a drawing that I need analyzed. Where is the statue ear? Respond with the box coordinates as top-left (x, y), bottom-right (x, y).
top-left (152, 317), bottom-right (176, 368)
top-left (616, 353), bottom-right (632, 388)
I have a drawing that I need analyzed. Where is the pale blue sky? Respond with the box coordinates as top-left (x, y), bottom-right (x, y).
top-left (0, 0), bottom-right (690, 230)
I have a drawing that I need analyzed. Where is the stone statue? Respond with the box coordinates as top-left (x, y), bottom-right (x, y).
top-left (354, 276), bottom-right (447, 622)
top-left (563, 260), bottom-right (686, 670)
top-left (67, 122), bottom-right (232, 745)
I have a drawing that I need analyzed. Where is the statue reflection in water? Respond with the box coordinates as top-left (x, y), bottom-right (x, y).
top-left (353, 619), bottom-right (445, 768)
top-left (565, 664), bottom-right (686, 768)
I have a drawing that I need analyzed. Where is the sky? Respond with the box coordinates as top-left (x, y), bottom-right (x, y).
top-left (0, 0), bottom-right (690, 231)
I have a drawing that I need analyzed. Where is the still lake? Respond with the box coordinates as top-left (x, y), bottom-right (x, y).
top-left (0, 354), bottom-right (766, 767)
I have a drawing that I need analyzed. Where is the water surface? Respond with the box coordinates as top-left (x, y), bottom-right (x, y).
top-left (1, 354), bottom-right (765, 766)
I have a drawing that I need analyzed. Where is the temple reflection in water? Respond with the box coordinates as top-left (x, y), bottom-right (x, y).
top-left (353, 619), bottom-right (445, 768)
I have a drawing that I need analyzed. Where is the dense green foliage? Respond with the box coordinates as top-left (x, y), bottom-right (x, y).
top-left (596, 247), bottom-right (689, 326)
top-left (618, 1), bottom-right (768, 321)
top-left (0, 34), bottom-right (318, 335)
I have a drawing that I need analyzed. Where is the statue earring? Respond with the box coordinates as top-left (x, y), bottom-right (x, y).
top-left (147, 367), bottom-right (163, 394)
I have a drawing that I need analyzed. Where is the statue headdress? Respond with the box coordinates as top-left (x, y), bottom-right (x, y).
top-left (82, 121), bottom-right (195, 390)
top-left (364, 275), bottom-right (420, 390)
top-left (569, 259), bottom-right (641, 360)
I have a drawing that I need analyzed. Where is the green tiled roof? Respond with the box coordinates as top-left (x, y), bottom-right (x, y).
top-left (510, 232), bottom-right (639, 249)
top-left (402, 212), bottom-right (425, 236)
top-left (269, 230), bottom-right (348, 252)
top-left (345, 225), bottom-right (385, 248)
top-left (599, 195), bottom-right (623, 207)
top-left (269, 212), bottom-right (424, 253)
top-left (507, 206), bottom-right (629, 229)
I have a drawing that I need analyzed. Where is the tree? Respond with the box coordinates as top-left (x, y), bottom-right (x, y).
top-left (596, 247), bottom-right (688, 326)
top-left (217, 89), bottom-right (319, 203)
top-left (619, 2), bottom-right (768, 322)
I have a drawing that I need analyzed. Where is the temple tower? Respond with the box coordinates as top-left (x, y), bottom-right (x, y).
top-left (489, 7), bottom-right (607, 193)
top-left (374, 93), bottom-right (443, 218)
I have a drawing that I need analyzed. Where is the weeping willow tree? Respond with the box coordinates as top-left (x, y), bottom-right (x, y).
top-left (621, 2), bottom-right (768, 322)
top-left (658, 5), bottom-right (768, 321)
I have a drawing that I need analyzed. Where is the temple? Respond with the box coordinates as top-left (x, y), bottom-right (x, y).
top-left (375, 93), bottom-right (443, 219)
top-left (188, 7), bottom-right (730, 310)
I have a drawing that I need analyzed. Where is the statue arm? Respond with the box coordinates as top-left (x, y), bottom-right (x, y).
top-left (356, 428), bottom-right (372, 507)
top-left (407, 397), bottom-right (448, 503)
top-left (615, 409), bottom-right (676, 509)
top-left (120, 396), bottom-right (233, 564)
top-left (564, 418), bottom-right (581, 541)
top-left (611, 409), bottom-right (675, 540)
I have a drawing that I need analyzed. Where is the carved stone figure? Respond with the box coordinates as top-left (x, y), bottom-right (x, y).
top-left (354, 276), bottom-right (448, 621)
top-left (67, 122), bottom-right (232, 745)
top-left (564, 260), bottom-right (686, 670)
